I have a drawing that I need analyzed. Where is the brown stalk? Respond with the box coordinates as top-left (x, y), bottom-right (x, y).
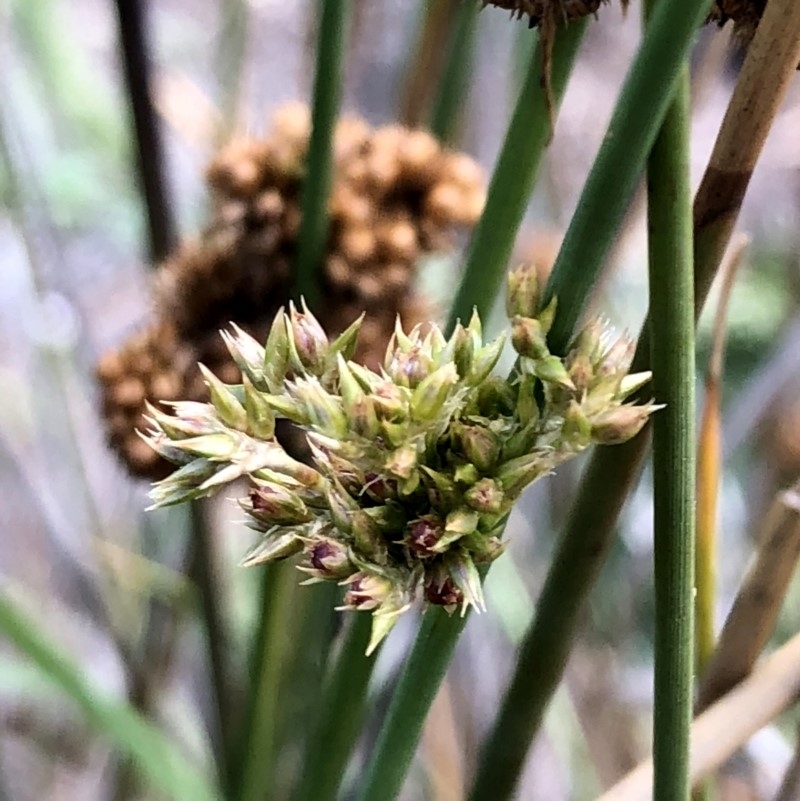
top-left (692, 0), bottom-right (800, 315)
top-left (597, 630), bottom-right (800, 801)
top-left (774, 722), bottom-right (800, 801)
top-left (421, 678), bottom-right (465, 801)
top-left (399, 0), bottom-right (461, 127)
top-left (696, 480), bottom-right (800, 712)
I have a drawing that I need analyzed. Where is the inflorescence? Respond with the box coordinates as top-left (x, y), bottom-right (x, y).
top-left (142, 265), bottom-right (658, 653)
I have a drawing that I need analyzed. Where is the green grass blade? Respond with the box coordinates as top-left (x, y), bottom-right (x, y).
top-left (295, 0), bottom-right (351, 305)
top-left (0, 593), bottom-right (220, 801)
top-left (646, 64), bottom-right (695, 801)
top-left (542, 0), bottom-right (715, 356)
top-left (445, 20), bottom-right (587, 335)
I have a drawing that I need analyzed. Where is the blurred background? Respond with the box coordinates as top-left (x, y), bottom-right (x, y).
top-left (1, 1), bottom-right (800, 799)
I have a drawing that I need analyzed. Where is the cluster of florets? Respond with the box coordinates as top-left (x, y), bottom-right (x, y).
top-left (142, 265), bottom-right (658, 653)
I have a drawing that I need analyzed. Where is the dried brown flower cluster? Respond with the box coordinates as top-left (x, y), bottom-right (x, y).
top-left (707, 0), bottom-right (766, 48)
top-left (97, 104), bottom-right (486, 479)
top-left (481, 0), bottom-right (609, 27)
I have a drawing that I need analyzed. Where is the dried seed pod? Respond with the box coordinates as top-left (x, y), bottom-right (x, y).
top-left (707, 0), bottom-right (768, 50)
top-left (99, 106), bottom-right (486, 479)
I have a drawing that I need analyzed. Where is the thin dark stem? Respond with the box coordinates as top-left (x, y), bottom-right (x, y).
top-left (112, 0), bottom-right (177, 262)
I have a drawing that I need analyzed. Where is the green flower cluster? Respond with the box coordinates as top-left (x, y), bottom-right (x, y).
top-left (143, 265), bottom-right (658, 653)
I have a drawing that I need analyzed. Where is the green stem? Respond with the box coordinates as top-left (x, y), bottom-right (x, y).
top-left (445, 20), bottom-right (586, 335)
top-left (646, 65), bottom-right (695, 801)
top-left (235, 562), bottom-right (296, 801)
top-left (541, 0), bottom-right (715, 356)
top-left (291, 613), bottom-right (377, 801)
top-left (428, 0), bottom-right (479, 145)
top-left (294, 0), bottom-right (350, 306)
top-left (354, 608), bottom-right (469, 801)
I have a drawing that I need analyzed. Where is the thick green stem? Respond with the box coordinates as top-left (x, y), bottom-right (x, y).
top-left (354, 609), bottom-right (468, 801)
top-left (541, 0), bottom-right (715, 356)
top-left (647, 65), bottom-right (695, 801)
top-left (291, 613), bottom-right (376, 801)
top-left (445, 20), bottom-right (586, 334)
top-left (428, 0), bottom-right (479, 145)
top-left (294, 0), bottom-right (350, 306)
top-left (234, 562), bottom-right (296, 801)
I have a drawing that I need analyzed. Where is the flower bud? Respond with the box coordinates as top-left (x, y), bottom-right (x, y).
top-left (384, 442), bottom-right (418, 480)
top-left (289, 376), bottom-right (348, 437)
top-left (246, 481), bottom-right (311, 525)
top-left (476, 376), bottom-right (516, 417)
top-left (326, 478), bottom-right (358, 534)
top-left (241, 532), bottom-right (304, 567)
top-left (466, 334), bottom-right (506, 386)
top-left (431, 507), bottom-right (479, 553)
top-left (537, 296), bottom-right (558, 335)
top-left (300, 536), bottom-right (354, 581)
top-left (458, 424), bottom-right (501, 474)
top-left (387, 344), bottom-right (433, 389)
top-left (288, 299), bottom-right (329, 375)
top-left (327, 313), bottom-right (364, 365)
top-left (567, 352), bottom-right (594, 395)
top-left (411, 362), bottom-right (458, 422)
top-left (421, 467), bottom-right (458, 509)
top-left (561, 400), bottom-right (591, 448)
top-left (533, 356), bottom-right (575, 391)
top-left (364, 472), bottom-right (398, 503)
top-left (424, 572), bottom-right (462, 612)
top-left (464, 478), bottom-right (505, 514)
top-left (341, 572), bottom-right (394, 612)
top-left (406, 515), bottom-right (445, 556)
top-left (590, 404), bottom-right (655, 445)
top-left (453, 462), bottom-right (480, 486)
top-left (243, 376), bottom-right (276, 439)
top-left (373, 380), bottom-right (408, 420)
top-left (511, 315), bottom-right (550, 362)
top-left (515, 374), bottom-right (539, 427)
top-left (263, 309), bottom-right (290, 393)
top-left (496, 451), bottom-right (549, 498)
top-left (444, 549), bottom-right (485, 613)
top-left (199, 364), bottom-right (247, 431)
top-left (506, 263), bottom-right (540, 319)
top-left (352, 510), bottom-right (388, 564)
top-left (221, 324), bottom-right (267, 389)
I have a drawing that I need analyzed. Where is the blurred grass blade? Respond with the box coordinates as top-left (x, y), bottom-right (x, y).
top-left (354, 608), bottom-right (470, 801)
top-left (598, 630), bottom-right (800, 801)
top-left (429, 0), bottom-right (480, 144)
top-left (446, 19), bottom-right (586, 334)
top-left (541, 0), bottom-right (715, 356)
top-left (695, 236), bottom-right (748, 673)
top-left (0, 593), bottom-right (220, 801)
top-left (696, 479), bottom-right (800, 712)
top-left (399, 0), bottom-right (458, 128)
top-left (646, 58), bottom-right (695, 801)
top-left (295, 0), bottom-right (351, 305)
top-left (291, 613), bottom-right (376, 801)
top-left (467, 5), bottom-right (800, 801)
